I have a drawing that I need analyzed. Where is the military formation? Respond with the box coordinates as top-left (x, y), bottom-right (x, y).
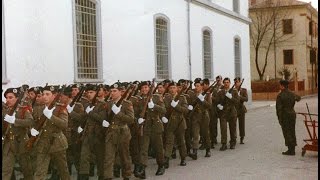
top-left (2, 76), bottom-right (249, 180)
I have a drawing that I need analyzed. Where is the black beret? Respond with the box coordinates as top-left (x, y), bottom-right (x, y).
top-left (216, 75), bottom-right (222, 80)
top-left (140, 81), bottom-right (150, 88)
top-left (157, 82), bottom-right (165, 86)
top-left (133, 81), bottom-right (140, 85)
top-left (21, 84), bottom-right (29, 92)
top-left (104, 85), bottom-right (110, 91)
top-left (61, 86), bottom-right (72, 97)
top-left (70, 84), bottom-right (81, 88)
top-left (4, 87), bottom-right (21, 98)
top-left (223, 77), bottom-right (230, 82)
top-left (86, 84), bottom-right (98, 91)
top-left (202, 78), bottom-right (210, 85)
top-left (28, 87), bottom-right (36, 93)
top-left (110, 82), bottom-right (122, 90)
top-left (43, 85), bottom-right (60, 93)
top-left (168, 81), bottom-right (177, 87)
top-left (178, 79), bottom-right (186, 84)
top-left (121, 82), bottom-right (129, 89)
top-left (163, 79), bottom-right (171, 84)
top-left (34, 86), bottom-right (43, 95)
top-left (234, 77), bottom-right (241, 82)
top-left (194, 78), bottom-right (203, 85)
top-left (280, 79), bottom-right (289, 86)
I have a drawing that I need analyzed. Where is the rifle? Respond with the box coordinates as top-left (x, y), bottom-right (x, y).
top-left (126, 84), bottom-right (138, 101)
top-left (25, 85), bottom-right (65, 150)
top-left (236, 78), bottom-right (245, 91)
top-left (2, 87), bottom-right (26, 148)
top-left (164, 84), bottom-right (188, 119)
top-left (138, 79), bottom-right (156, 136)
top-left (152, 82), bottom-right (160, 94)
top-left (184, 81), bottom-right (192, 94)
top-left (219, 83), bottom-right (236, 109)
top-left (69, 85), bottom-right (85, 107)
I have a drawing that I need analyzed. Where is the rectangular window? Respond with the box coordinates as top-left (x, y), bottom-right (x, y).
top-left (155, 18), bottom-right (169, 80)
top-left (75, 0), bottom-right (101, 81)
top-left (283, 19), bottom-right (293, 34)
top-left (203, 30), bottom-right (212, 79)
top-left (309, 21), bottom-right (313, 35)
top-left (283, 50), bottom-right (293, 65)
top-left (233, 0), bottom-right (239, 13)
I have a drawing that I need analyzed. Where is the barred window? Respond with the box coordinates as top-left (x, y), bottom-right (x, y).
top-left (203, 30), bottom-right (212, 79)
top-left (233, 0), bottom-right (239, 13)
top-left (155, 17), bottom-right (170, 80)
top-left (234, 38), bottom-right (241, 78)
top-left (74, 0), bottom-right (101, 81)
top-left (283, 49), bottom-right (293, 65)
top-left (283, 19), bottom-right (293, 34)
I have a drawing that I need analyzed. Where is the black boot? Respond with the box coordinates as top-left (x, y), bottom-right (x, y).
top-left (189, 149), bottom-right (197, 160)
top-left (219, 144), bottom-right (227, 151)
top-left (282, 146), bottom-right (295, 155)
top-left (89, 163), bottom-right (95, 176)
top-left (137, 165), bottom-right (146, 179)
top-left (180, 158), bottom-right (187, 166)
top-left (211, 142), bottom-right (215, 149)
top-left (240, 137), bottom-right (244, 144)
top-left (230, 143), bottom-right (235, 149)
top-left (133, 164), bottom-right (140, 178)
top-left (113, 165), bottom-right (121, 178)
top-left (164, 157), bottom-right (170, 169)
top-left (79, 174), bottom-right (89, 180)
top-left (155, 165), bottom-right (165, 175)
top-left (205, 148), bottom-right (211, 157)
top-left (171, 147), bottom-right (177, 159)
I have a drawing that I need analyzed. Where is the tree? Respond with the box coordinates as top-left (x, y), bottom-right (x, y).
top-left (249, 0), bottom-right (295, 80)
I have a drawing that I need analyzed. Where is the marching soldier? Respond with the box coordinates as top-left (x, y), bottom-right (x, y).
top-left (210, 75), bottom-right (223, 147)
top-left (188, 78), bottom-right (212, 159)
top-left (103, 82), bottom-right (134, 180)
top-left (163, 81), bottom-right (188, 168)
top-left (135, 81), bottom-right (166, 179)
top-left (276, 80), bottom-right (301, 155)
top-left (30, 85), bottom-right (71, 180)
top-left (2, 87), bottom-right (34, 180)
top-left (234, 77), bottom-right (248, 144)
top-left (216, 78), bottom-right (239, 151)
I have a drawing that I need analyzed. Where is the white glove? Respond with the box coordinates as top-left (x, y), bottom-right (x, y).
top-left (30, 128), bottom-right (39, 136)
top-left (170, 100), bottom-right (179, 108)
top-left (217, 104), bottom-right (223, 110)
top-left (112, 104), bottom-right (122, 115)
top-left (102, 120), bottom-right (110, 127)
top-left (66, 104), bottom-right (75, 113)
top-left (225, 92), bottom-right (232, 99)
top-left (43, 106), bottom-right (55, 119)
top-left (138, 118), bottom-right (145, 124)
top-left (161, 117), bottom-right (168, 123)
top-left (85, 106), bottom-right (95, 114)
top-left (4, 113), bottom-right (16, 124)
top-left (148, 99), bottom-right (155, 109)
top-left (188, 105), bottom-right (193, 111)
top-left (197, 94), bottom-right (205, 102)
top-left (77, 126), bottom-right (83, 133)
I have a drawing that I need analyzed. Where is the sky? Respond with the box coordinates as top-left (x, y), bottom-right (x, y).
top-left (298, 0), bottom-right (318, 10)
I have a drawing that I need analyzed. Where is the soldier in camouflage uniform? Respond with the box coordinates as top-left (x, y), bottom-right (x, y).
top-left (188, 78), bottom-right (212, 159)
top-left (78, 84), bottom-right (106, 180)
top-left (234, 77), bottom-right (248, 144)
top-left (2, 88), bottom-right (34, 180)
top-left (216, 78), bottom-right (239, 151)
top-left (103, 82), bottom-right (134, 180)
top-left (135, 81), bottom-right (166, 179)
top-left (30, 85), bottom-right (70, 180)
top-left (276, 80), bottom-right (301, 155)
top-left (163, 81), bottom-right (189, 168)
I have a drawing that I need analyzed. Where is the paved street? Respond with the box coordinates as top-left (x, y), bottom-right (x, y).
top-left (15, 95), bottom-right (318, 180)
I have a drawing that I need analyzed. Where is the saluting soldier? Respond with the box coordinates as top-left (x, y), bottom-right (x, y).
top-left (30, 85), bottom-right (70, 180)
top-left (163, 81), bottom-right (189, 168)
top-left (103, 82), bottom-right (134, 180)
top-left (216, 78), bottom-right (239, 151)
top-left (135, 81), bottom-right (166, 179)
top-left (2, 87), bottom-right (34, 180)
top-left (276, 80), bottom-right (301, 155)
top-left (234, 77), bottom-right (248, 144)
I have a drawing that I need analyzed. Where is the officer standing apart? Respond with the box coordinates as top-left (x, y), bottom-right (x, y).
top-left (234, 77), bottom-right (248, 144)
top-left (276, 80), bottom-right (301, 155)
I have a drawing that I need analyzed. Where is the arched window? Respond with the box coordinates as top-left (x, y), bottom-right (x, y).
top-left (234, 37), bottom-right (241, 78)
top-left (203, 29), bottom-right (213, 79)
top-left (74, 0), bottom-right (102, 82)
top-left (155, 16), bottom-right (170, 80)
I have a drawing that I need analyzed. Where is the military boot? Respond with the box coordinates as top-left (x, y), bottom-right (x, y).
top-left (205, 148), bottom-right (211, 157)
top-left (133, 164), bottom-right (141, 178)
top-left (189, 149), bottom-right (197, 160)
top-left (155, 165), bottom-right (165, 175)
top-left (240, 137), bottom-right (244, 144)
top-left (211, 142), bottom-right (215, 149)
top-left (113, 165), bottom-right (121, 178)
top-left (171, 147), bottom-right (177, 159)
top-left (230, 143), bottom-right (236, 149)
top-left (282, 146), bottom-right (295, 155)
top-left (137, 165), bottom-right (146, 179)
top-left (180, 158), bottom-right (187, 166)
top-left (89, 163), bottom-right (95, 176)
top-left (164, 157), bottom-right (170, 169)
top-left (219, 144), bottom-right (227, 151)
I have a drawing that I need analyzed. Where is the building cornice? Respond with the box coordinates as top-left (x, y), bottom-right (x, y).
top-left (188, 0), bottom-right (252, 25)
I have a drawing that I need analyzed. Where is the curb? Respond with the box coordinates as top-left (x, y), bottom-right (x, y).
top-left (301, 94), bottom-right (318, 99)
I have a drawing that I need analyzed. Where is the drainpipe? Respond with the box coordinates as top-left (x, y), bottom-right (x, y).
top-left (187, 0), bottom-right (192, 81)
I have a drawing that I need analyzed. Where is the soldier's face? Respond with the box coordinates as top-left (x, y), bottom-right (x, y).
top-left (223, 80), bottom-right (231, 89)
top-left (140, 85), bottom-right (150, 95)
top-left (98, 88), bottom-right (104, 97)
top-left (216, 78), bottom-right (222, 85)
top-left (28, 91), bottom-right (36, 100)
top-left (71, 88), bottom-right (79, 98)
top-left (169, 86), bottom-right (178, 95)
top-left (60, 94), bottom-right (70, 104)
top-left (104, 90), bottom-right (110, 97)
top-left (5, 93), bottom-right (18, 107)
top-left (157, 85), bottom-right (165, 94)
top-left (111, 88), bottom-right (121, 100)
top-left (194, 83), bottom-right (203, 93)
top-left (42, 90), bottom-right (56, 105)
top-left (203, 84), bottom-right (209, 90)
top-left (235, 80), bottom-right (241, 87)
top-left (177, 86), bottom-right (182, 93)
top-left (87, 90), bottom-right (96, 101)
top-left (36, 94), bottom-right (43, 104)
